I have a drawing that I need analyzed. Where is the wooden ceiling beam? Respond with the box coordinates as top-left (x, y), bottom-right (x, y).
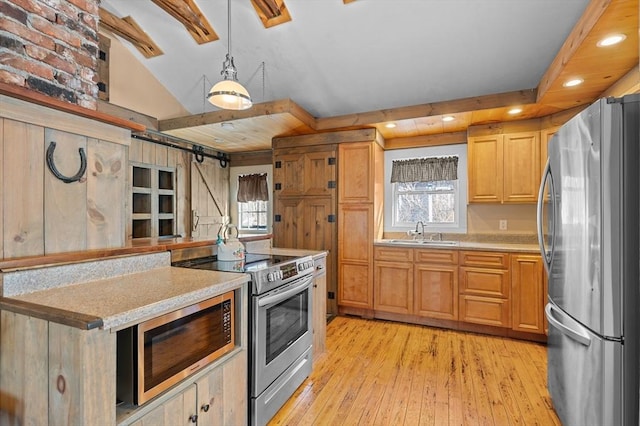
top-left (99, 8), bottom-right (163, 58)
top-left (158, 98), bottom-right (315, 131)
top-left (151, 0), bottom-right (218, 44)
top-left (251, 0), bottom-right (292, 28)
top-left (314, 89), bottom-right (538, 131)
top-left (536, 0), bottom-right (611, 102)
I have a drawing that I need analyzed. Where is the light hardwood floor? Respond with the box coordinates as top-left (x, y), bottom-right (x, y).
top-left (269, 316), bottom-right (560, 426)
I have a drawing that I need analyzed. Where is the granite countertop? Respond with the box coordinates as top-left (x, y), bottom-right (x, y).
top-left (0, 252), bottom-right (249, 331)
top-left (374, 239), bottom-right (540, 253)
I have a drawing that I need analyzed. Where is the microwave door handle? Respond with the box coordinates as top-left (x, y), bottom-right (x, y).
top-left (537, 159), bottom-right (555, 274)
top-left (258, 275), bottom-right (314, 307)
top-left (545, 303), bottom-right (591, 347)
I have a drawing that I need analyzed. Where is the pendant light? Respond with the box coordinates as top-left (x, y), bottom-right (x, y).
top-left (207, 0), bottom-right (252, 110)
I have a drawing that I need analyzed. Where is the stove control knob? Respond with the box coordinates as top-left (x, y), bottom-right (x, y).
top-left (267, 273), bottom-right (274, 282)
top-left (278, 271), bottom-right (284, 280)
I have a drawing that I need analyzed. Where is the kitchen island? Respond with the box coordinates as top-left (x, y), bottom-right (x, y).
top-left (0, 250), bottom-right (250, 425)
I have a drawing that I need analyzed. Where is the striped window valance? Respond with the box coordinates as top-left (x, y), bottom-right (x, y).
top-left (237, 173), bottom-right (269, 202)
top-left (390, 156), bottom-right (458, 183)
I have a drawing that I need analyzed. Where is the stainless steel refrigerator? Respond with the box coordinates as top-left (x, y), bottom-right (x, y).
top-left (537, 94), bottom-right (640, 426)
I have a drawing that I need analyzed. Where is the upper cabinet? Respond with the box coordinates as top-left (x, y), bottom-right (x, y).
top-left (273, 147), bottom-right (336, 198)
top-left (338, 142), bottom-right (380, 203)
top-left (468, 131), bottom-right (541, 204)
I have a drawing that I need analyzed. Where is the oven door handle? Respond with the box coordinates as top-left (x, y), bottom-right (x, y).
top-left (258, 275), bottom-right (313, 307)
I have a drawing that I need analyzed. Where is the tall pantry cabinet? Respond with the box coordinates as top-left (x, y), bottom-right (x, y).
top-left (272, 143), bottom-right (338, 316)
top-left (337, 138), bottom-right (384, 316)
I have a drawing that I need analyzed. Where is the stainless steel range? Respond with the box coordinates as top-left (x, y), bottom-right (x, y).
top-left (173, 252), bottom-right (315, 426)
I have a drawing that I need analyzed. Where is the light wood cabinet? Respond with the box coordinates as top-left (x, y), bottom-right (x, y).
top-left (459, 251), bottom-right (511, 327)
top-left (369, 245), bottom-right (546, 341)
top-left (468, 134), bottom-right (503, 203)
top-left (337, 140), bottom-right (384, 314)
top-left (511, 254), bottom-right (545, 334)
top-left (338, 204), bottom-right (374, 309)
top-left (468, 131), bottom-right (540, 204)
top-left (338, 142), bottom-right (378, 203)
top-left (273, 145), bottom-right (337, 315)
top-left (373, 247), bottom-right (459, 321)
top-left (313, 253), bottom-right (327, 356)
top-left (374, 247), bottom-right (414, 315)
top-left (273, 147), bottom-right (336, 198)
top-left (540, 126), bottom-right (559, 173)
top-left (414, 249), bottom-right (458, 320)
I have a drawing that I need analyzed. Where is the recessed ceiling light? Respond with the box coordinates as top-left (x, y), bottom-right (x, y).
top-left (597, 34), bottom-right (626, 47)
top-left (442, 116), bottom-right (455, 122)
top-left (221, 122), bottom-right (235, 130)
top-left (385, 123), bottom-right (397, 129)
top-left (508, 108), bottom-right (522, 115)
top-left (563, 78), bottom-right (584, 87)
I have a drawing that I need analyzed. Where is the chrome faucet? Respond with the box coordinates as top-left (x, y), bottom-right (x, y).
top-left (415, 221), bottom-right (425, 240)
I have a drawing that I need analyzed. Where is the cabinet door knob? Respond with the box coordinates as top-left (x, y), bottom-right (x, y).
top-left (201, 403), bottom-right (210, 412)
top-left (189, 414), bottom-right (198, 423)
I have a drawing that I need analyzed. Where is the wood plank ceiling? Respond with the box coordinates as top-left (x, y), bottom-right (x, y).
top-left (99, 0), bottom-right (639, 152)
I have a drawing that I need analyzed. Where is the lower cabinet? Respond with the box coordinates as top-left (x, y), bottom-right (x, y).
top-left (133, 384), bottom-right (197, 426)
top-left (459, 251), bottom-right (511, 328)
top-left (374, 247), bottom-right (459, 320)
top-left (371, 246), bottom-right (546, 340)
top-left (127, 351), bottom-right (247, 426)
top-left (374, 260), bottom-right (414, 314)
top-left (414, 249), bottom-right (459, 320)
top-left (313, 253), bottom-right (328, 356)
top-left (338, 204), bottom-right (375, 310)
top-left (511, 254), bottom-right (545, 334)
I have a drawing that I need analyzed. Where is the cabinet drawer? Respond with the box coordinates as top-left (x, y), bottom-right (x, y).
top-left (460, 251), bottom-right (509, 268)
top-left (459, 295), bottom-right (510, 328)
top-left (415, 249), bottom-right (458, 265)
top-left (374, 246), bottom-right (413, 262)
top-left (459, 267), bottom-right (510, 298)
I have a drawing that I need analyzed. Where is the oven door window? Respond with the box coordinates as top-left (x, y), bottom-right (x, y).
top-left (265, 289), bottom-right (309, 364)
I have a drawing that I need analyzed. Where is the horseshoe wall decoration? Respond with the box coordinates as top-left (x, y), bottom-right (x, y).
top-left (46, 141), bottom-right (87, 184)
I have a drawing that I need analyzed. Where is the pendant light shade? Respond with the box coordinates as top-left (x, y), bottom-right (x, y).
top-left (208, 0), bottom-right (252, 110)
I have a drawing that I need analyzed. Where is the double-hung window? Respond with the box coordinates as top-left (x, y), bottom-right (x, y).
top-left (393, 180), bottom-right (458, 227)
top-left (384, 144), bottom-right (467, 233)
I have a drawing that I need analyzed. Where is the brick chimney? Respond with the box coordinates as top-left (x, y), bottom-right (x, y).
top-left (0, 0), bottom-right (100, 110)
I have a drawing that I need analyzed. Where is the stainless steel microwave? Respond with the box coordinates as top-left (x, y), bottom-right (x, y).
top-left (116, 291), bottom-right (235, 405)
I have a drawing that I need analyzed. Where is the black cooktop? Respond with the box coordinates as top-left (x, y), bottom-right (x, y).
top-left (172, 253), bottom-right (300, 274)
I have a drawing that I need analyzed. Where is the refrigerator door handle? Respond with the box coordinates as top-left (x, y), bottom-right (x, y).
top-left (545, 303), bottom-right (592, 347)
top-left (537, 159), bottom-right (555, 273)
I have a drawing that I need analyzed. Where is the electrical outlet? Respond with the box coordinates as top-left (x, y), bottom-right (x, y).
top-left (499, 219), bottom-right (508, 231)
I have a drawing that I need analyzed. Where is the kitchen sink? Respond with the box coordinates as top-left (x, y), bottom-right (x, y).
top-left (386, 239), bottom-right (460, 246)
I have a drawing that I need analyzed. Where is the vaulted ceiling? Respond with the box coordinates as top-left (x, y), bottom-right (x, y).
top-left (98, 0), bottom-right (639, 152)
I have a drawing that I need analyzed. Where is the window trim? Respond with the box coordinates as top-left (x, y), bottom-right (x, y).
top-left (384, 144), bottom-right (467, 234)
